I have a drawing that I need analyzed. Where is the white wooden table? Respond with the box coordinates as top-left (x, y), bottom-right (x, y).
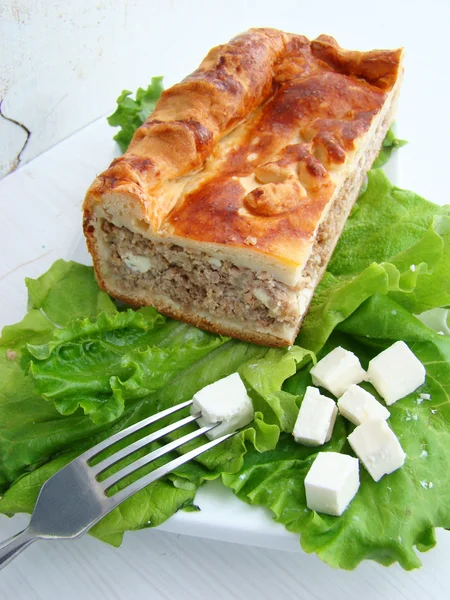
top-left (1, 1), bottom-right (450, 598)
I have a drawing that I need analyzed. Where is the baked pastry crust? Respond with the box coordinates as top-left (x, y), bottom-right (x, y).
top-left (83, 29), bottom-right (403, 346)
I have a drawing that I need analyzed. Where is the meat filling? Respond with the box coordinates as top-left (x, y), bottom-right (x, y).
top-left (101, 221), bottom-right (303, 327)
top-left (99, 155), bottom-right (364, 333)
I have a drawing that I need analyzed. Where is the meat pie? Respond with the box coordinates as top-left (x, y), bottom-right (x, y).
top-left (83, 29), bottom-right (403, 346)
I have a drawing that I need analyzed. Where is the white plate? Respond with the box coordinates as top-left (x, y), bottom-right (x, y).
top-left (0, 115), bottom-right (434, 554)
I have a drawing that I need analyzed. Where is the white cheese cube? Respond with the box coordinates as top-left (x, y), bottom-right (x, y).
top-left (304, 452), bottom-right (360, 516)
top-left (367, 341), bottom-right (426, 405)
top-left (338, 384), bottom-right (390, 426)
top-left (310, 347), bottom-right (366, 398)
top-left (191, 373), bottom-right (254, 440)
top-left (293, 386), bottom-right (338, 446)
top-left (348, 419), bottom-right (406, 482)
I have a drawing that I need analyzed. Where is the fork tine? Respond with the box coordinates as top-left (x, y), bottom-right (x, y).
top-left (91, 413), bottom-right (201, 477)
top-left (108, 431), bottom-right (235, 506)
top-left (101, 421), bottom-right (221, 491)
top-left (80, 399), bottom-right (194, 462)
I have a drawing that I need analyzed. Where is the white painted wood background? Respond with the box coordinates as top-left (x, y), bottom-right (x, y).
top-left (1, 1), bottom-right (450, 599)
top-left (0, 0), bottom-right (449, 201)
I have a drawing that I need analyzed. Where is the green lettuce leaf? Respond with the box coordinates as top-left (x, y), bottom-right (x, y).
top-left (0, 265), bottom-right (118, 489)
top-left (26, 259), bottom-right (116, 326)
top-left (240, 347), bottom-right (315, 432)
top-left (0, 262), bottom-right (121, 489)
top-left (328, 169), bottom-right (450, 282)
top-left (298, 169), bottom-right (450, 353)
top-left (0, 263), bottom-right (231, 489)
top-left (107, 77), bottom-right (164, 152)
top-left (27, 308), bottom-right (227, 424)
top-left (372, 127), bottom-right (407, 169)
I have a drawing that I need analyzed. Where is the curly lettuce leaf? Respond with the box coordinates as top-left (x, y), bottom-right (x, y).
top-left (0, 263), bottom-right (120, 489)
top-left (298, 169), bottom-right (450, 353)
top-left (26, 259), bottom-right (116, 326)
top-left (240, 347), bottom-right (315, 432)
top-left (107, 77), bottom-right (164, 152)
top-left (27, 308), bottom-right (228, 424)
top-left (328, 169), bottom-right (450, 282)
top-left (157, 346), bottom-right (306, 479)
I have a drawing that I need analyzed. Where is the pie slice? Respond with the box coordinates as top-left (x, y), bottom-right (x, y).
top-left (83, 28), bottom-right (403, 346)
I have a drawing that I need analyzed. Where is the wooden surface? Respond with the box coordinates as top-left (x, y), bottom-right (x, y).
top-left (1, 513), bottom-right (450, 600)
top-left (1, 1), bottom-right (450, 598)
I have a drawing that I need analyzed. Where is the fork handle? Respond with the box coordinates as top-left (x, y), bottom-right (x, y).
top-left (0, 529), bottom-right (36, 570)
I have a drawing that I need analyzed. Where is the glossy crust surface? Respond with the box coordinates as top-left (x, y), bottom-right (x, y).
top-left (84, 29), bottom-right (402, 268)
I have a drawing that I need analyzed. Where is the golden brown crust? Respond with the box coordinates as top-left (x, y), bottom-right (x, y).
top-left (310, 35), bottom-right (404, 91)
top-left (85, 28), bottom-right (289, 230)
top-left (161, 70), bottom-right (394, 261)
top-left (84, 29), bottom-right (402, 265)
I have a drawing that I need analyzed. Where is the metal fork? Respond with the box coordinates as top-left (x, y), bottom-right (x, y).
top-left (0, 399), bottom-right (233, 570)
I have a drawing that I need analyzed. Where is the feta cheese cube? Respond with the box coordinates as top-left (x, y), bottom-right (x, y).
top-left (367, 341), bottom-right (426, 405)
top-left (293, 386), bottom-right (338, 446)
top-left (191, 373), bottom-right (254, 440)
top-left (348, 419), bottom-right (406, 482)
top-left (338, 384), bottom-right (390, 426)
top-left (304, 452), bottom-right (360, 516)
top-left (310, 347), bottom-right (366, 397)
